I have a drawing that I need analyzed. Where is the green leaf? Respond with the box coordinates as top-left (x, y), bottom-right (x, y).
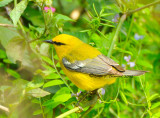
top-left (151, 102), bottom-right (160, 110)
top-left (42, 64), bottom-right (56, 73)
top-left (0, 0), bottom-right (13, 7)
top-left (6, 37), bottom-right (26, 64)
top-left (42, 99), bottom-right (55, 106)
top-left (3, 59), bottom-right (12, 64)
top-left (45, 73), bottom-right (60, 79)
top-left (22, 5), bottom-right (44, 27)
top-left (120, 91), bottom-right (128, 105)
top-left (6, 68), bottom-right (21, 79)
top-left (56, 62), bottom-right (61, 67)
top-left (0, 16), bottom-right (20, 48)
top-left (43, 80), bottom-right (64, 88)
top-left (115, 47), bottom-right (133, 56)
top-left (52, 87), bottom-right (71, 100)
top-left (149, 93), bottom-right (159, 101)
top-left (137, 60), bottom-right (153, 69)
top-left (10, 0), bottom-right (28, 26)
top-left (31, 99), bottom-right (40, 104)
top-left (41, 56), bottom-right (53, 65)
top-left (0, 86), bottom-right (10, 91)
top-left (152, 112), bottom-right (160, 118)
top-left (42, 100), bottom-right (62, 109)
top-left (55, 14), bottom-right (74, 22)
top-left (27, 75), bottom-right (44, 89)
top-left (53, 94), bottom-right (71, 102)
top-left (0, 49), bottom-right (7, 59)
top-left (33, 109), bottom-right (42, 115)
top-left (28, 88), bottom-right (50, 98)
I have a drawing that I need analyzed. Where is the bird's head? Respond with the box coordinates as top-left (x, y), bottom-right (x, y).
top-left (44, 34), bottom-right (83, 58)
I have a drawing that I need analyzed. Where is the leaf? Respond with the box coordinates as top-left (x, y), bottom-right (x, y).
top-left (0, 49), bottom-right (7, 59)
top-left (53, 94), bottom-right (71, 102)
top-left (52, 87), bottom-right (71, 100)
top-left (43, 80), bottom-right (64, 88)
top-left (152, 112), bottom-right (160, 118)
top-left (41, 55), bottom-right (53, 65)
top-left (6, 37), bottom-right (26, 63)
top-left (151, 102), bottom-right (160, 110)
top-left (27, 75), bottom-right (44, 89)
top-left (115, 47), bottom-right (133, 56)
top-left (33, 109), bottom-right (42, 115)
top-left (42, 99), bottom-right (55, 106)
top-left (28, 88), bottom-right (50, 98)
top-left (149, 93), bottom-right (159, 101)
top-left (22, 5), bottom-right (44, 26)
top-left (31, 99), bottom-right (40, 104)
top-left (0, 0), bottom-right (13, 7)
top-left (120, 91), bottom-right (128, 105)
top-left (137, 60), bottom-right (153, 69)
top-left (55, 14), bottom-right (74, 22)
top-left (45, 73), bottom-right (60, 79)
top-left (42, 64), bottom-right (56, 73)
top-left (10, 0), bottom-right (28, 26)
top-left (6, 68), bottom-right (21, 79)
top-left (0, 16), bottom-right (20, 48)
top-left (43, 100), bottom-right (61, 109)
top-left (56, 62), bottom-right (61, 67)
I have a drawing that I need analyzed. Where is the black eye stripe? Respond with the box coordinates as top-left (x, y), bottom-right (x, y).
top-left (53, 41), bottom-right (66, 46)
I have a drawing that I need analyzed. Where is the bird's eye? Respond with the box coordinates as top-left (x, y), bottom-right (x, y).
top-left (53, 41), bottom-right (66, 46)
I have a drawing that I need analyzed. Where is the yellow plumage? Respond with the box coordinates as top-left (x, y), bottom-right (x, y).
top-left (44, 34), bottom-right (147, 91)
top-left (52, 34), bottom-right (116, 90)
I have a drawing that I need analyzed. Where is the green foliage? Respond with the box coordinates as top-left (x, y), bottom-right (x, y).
top-left (10, 0), bottom-right (28, 26)
top-left (0, 0), bottom-right (160, 118)
top-left (0, 0), bottom-right (13, 7)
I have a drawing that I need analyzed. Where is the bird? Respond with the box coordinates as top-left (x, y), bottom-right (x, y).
top-left (44, 34), bottom-right (147, 91)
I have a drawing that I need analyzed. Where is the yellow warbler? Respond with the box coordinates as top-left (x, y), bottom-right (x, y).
top-left (44, 34), bottom-right (147, 91)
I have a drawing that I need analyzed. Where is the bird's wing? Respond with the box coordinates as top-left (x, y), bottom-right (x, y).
top-left (62, 54), bottom-right (125, 76)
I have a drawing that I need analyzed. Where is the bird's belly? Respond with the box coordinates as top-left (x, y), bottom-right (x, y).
top-left (64, 70), bottom-right (116, 91)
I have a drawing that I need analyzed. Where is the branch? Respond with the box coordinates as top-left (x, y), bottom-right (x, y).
top-left (127, 0), bottom-right (160, 15)
top-left (56, 107), bottom-right (80, 118)
top-left (107, 14), bottom-right (127, 57)
top-left (107, 0), bottom-right (160, 57)
top-left (0, 23), bottom-right (15, 27)
top-left (0, 105), bottom-right (9, 112)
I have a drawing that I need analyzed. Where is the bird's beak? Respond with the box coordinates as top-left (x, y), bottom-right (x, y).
top-left (43, 40), bottom-right (54, 44)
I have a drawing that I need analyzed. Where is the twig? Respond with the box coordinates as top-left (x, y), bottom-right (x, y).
top-left (51, 47), bottom-right (74, 94)
top-left (56, 107), bottom-right (80, 118)
top-left (39, 98), bottom-right (45, 118)
top-left (107, 0), bottom-right (160, 57)
top-left (0, 105), bottom-right (9, 112)
top-left (107, 14), bottom-right (127, 57)
top-left (80, 105), bottom-right (95, 118)
top-left (127, 0), bottom-right (160, 15)
top-left (0, 23), bottom-right (15, 27)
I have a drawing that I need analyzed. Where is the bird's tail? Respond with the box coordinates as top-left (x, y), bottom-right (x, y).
top-left (123, 70), bottom-right (148, 76)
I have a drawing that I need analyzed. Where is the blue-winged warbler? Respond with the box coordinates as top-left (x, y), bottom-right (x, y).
top-left (44, 34), bottom-right (147, 91)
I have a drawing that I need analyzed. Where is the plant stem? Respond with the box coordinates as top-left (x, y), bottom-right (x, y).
top-left (120, 15), bottom-right (134, 64)
top-left (56, 107), bottom-right (80, 118)
top-left (18, 20), bottom-right (26, 37)
top-left (107, 0), bottom-right (160, 57)
top-left (14, 0), bottom-right (27, 38)
top-left (127, 0), bottom-right (160, 15)
top-left (107, 14), bottom-right (127, 57)
top-left (51, 47), bottom-right (74, 94)
top-left (0, 105), bottom-right (9, 112)
top-left (39, 98), bottom-right (45, 118)
top-left (0, 23), bottom-right (15, 27)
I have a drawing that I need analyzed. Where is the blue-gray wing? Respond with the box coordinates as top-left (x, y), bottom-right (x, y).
top-left (62, 54), bottom-right (125, 76)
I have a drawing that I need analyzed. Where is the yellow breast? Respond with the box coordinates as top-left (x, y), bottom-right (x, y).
top-left (61, 64), bottom-right (116, 91)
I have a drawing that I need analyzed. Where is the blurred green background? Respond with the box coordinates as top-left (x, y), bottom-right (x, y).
top-left (0, 0), bottom-right (160, 118)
